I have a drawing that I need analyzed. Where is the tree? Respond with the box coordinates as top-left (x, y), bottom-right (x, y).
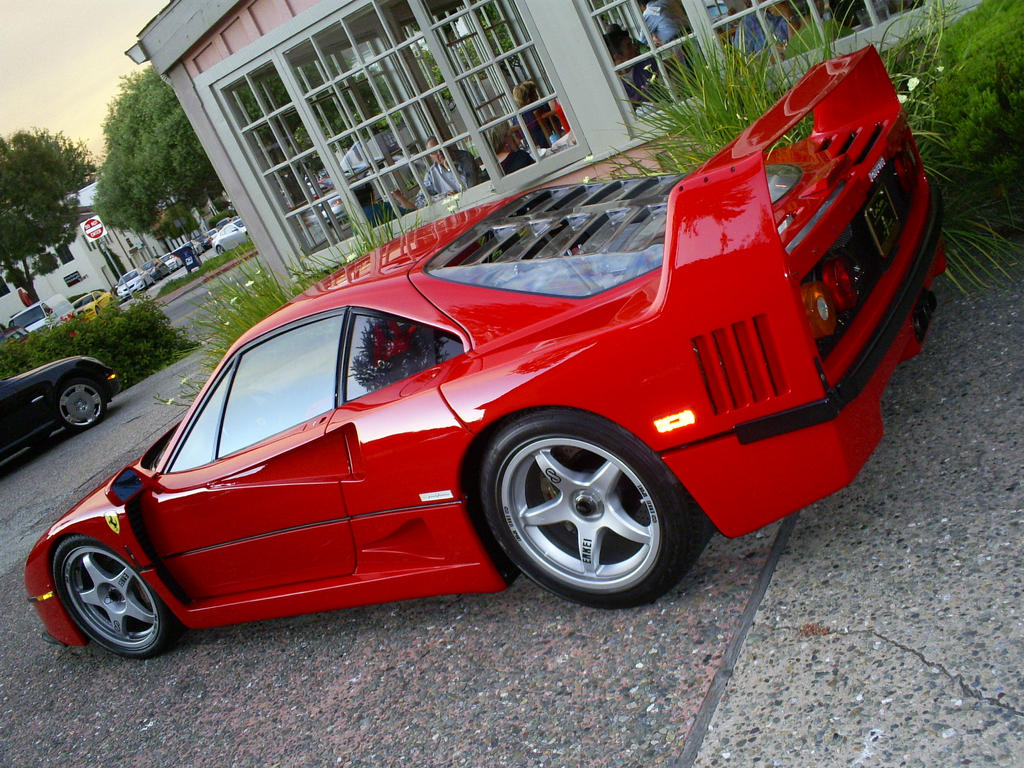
top-left (0, 129), bottom-right (95, 302)
top-left (94, 67), bottom-right (223, 233)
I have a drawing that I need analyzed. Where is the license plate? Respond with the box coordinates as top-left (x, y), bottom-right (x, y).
top-left (864, 182), bottom-right (900, 257)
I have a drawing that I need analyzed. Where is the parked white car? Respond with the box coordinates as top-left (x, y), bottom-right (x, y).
top-left (8, 294), bottom-right (75, 333)
top-left (211, 221), bottom-right (248, 254)
top-left (161, 253), bottom-right (183, 272)
top-left (115, 268), bottom-right (155, 299)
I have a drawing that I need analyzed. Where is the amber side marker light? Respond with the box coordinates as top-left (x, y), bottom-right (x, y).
top-left (654, 410), bottom-right (696, 433)
top-left (802, 281), bottom-right (838, 338)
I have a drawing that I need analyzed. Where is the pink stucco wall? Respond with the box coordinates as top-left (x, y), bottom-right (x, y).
top-left (184, 0), bottom-right (321, 78)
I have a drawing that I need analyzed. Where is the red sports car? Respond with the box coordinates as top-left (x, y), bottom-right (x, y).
top-left (26, 47), bottom-right (944, 658)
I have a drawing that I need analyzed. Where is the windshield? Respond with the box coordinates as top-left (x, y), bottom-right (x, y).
top-left (10, 305), bottom-right (45, 327)
top-left (119, 271), bottom-right (139, 284)
top-left (72, 295), bottom-right (93, 309)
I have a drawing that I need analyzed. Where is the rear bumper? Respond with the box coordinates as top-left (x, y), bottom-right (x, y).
top-left (663, 187), bottom-right (944, 537)
top-left (735, 188), bottom-right (943, 444)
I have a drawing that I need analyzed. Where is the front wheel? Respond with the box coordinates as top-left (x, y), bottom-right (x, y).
top-left (52, 536), bottom-right (180, 658)
top-left (480, 410), bottom-right (711, 608)
top-left (56, 378), bottom-right (106, 431)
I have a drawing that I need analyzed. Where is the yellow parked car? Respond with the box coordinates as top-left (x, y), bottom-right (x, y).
top-left (71, 290), bottom-right (113, 320)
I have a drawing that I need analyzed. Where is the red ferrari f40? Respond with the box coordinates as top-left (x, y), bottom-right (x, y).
top-left (26, 47), bottom-right (944, 657)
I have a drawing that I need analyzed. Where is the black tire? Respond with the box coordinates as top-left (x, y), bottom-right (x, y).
top-left (56, 377), bottom-right (107, 432)
top-left (480, 410), bottom-right (712, 608)
top-left (215, 245), bottom-right (225, 254)
top-left (52, 535), bottom-right (181, 658)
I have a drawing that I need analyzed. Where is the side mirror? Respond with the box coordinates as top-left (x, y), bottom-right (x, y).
top-left (106, 467), bottom-right (149, 506)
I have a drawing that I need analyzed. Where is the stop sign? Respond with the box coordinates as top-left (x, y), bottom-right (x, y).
top-left (81, 217), bottom-right (105, 240)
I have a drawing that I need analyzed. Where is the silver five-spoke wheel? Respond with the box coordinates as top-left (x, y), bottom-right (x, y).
top-left (53, 536), bottom-right (178, 658)
top-left (500, 437), bottom-right (661, 593)
top-left (482, 410), bottom-right (711, 608)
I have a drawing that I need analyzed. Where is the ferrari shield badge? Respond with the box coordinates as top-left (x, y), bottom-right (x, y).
top-left (104, 512), bottom-right (121, 535)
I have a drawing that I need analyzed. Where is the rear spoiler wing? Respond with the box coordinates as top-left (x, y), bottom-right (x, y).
top-left (715, 45), bottom-right (901, 163)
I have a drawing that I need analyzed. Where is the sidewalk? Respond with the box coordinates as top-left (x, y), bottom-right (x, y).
top-left (154, 248), bottom-right (258, 306)
top-left (684, 278), bottom-right (1024, 766)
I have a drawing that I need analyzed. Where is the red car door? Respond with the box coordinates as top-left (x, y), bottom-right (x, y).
top-left (141, 416), bottom-right (356, 600)
top-left (141, 313), bottom-right (357, 601)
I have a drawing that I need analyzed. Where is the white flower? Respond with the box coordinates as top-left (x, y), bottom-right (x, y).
top-left (585, 154), bottom-right (594, 163)
top-left (907, 76), bottom-right (920, 92)
top-left (582, 176), bottom-right (591, 184)
top-left (898, 94), bottom-right (908, 104)
top-left (937, 65), bottom-right (945, 73)
top-left (244, 280), bottom-right (255, 287)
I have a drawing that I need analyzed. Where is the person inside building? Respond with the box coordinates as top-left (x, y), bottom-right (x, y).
top-left (489, 123), bottom-right (535, 175)
top-left (513, 80), bottom-right (558, 150)
top-left (603, 24), bottom-right (656, 108)
top-left (636, 0), bottom-right (686, 44)
top-left (732, 4), bottom-right (794, 53)
top-left (391, 137), bottom-right (481, 209)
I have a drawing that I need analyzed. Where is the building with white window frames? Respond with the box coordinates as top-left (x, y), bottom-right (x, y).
top-left (132, 0), bottom-right (965, 269)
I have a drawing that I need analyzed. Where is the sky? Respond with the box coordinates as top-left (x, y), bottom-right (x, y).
top-left (0, 0), bottom-right (170, 159)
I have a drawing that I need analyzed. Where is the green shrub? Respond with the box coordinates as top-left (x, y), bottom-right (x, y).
top-left (0, 298), bottom-right (195, 388)
top-left (934, 0), bottom-right (1024, 188)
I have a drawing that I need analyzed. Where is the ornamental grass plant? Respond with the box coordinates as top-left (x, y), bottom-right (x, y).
top-left (625, 0), bottom-right (1022, 291)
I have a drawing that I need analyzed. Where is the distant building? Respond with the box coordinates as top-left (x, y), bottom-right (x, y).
top-left (130, 0), bottom-right (977, 269)
top-left (1, 182), bottom-right (164, 327)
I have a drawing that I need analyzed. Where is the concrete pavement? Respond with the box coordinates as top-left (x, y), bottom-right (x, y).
top-left (687, 279), bottom-right (1023, 766)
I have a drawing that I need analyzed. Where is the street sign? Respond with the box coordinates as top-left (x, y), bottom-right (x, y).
top-left (81, 217), bottom-right (106, 240)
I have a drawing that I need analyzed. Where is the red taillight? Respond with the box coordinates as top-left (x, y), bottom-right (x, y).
top-left (893, 141), bottom-right (918, 192)
top-left (822, 257), bottom-right (859, 311)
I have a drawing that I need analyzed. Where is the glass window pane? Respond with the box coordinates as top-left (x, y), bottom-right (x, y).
top-left (226, 80), bottom-right (262, 127)
top-left (219, 316), bottom-right (345, 457)
top-left (287, 40), bottom-right (326, 91)
top-left (345, 313), bottom-right (464, 401)
top-left (170, 371), bottom-right (232, 472)
top-left (314, 23), bottom-right (358, 78)
top-left (251, 64), bottom-right (291, 113)
top-left (270, 108), bottom-right (313, 156)
top-left (309, 88), bottom-right (351, 138)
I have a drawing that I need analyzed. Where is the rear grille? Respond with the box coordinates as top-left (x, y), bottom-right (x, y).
top-left (692, 315), bottom-right (787, 414)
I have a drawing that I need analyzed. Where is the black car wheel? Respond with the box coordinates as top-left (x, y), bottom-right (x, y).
top-left (56, 378), bottom-right (106, 431)
top-left (480, 410), bottom-right (712, 608)
top-left (53, 535), bottom-right (180, 658)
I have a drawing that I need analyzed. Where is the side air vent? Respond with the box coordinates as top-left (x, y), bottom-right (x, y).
top-left (692, 315), bottom-right (787, 415)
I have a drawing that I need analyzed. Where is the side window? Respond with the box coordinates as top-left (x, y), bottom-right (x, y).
top-left (168, 369), bottom-right (232, 473)
top-left (168, 315), bottom-right (344, 472)
top-left (344, 313), bottom-right (464, 401)
top-left (220, 316), bottom-right (345, 456)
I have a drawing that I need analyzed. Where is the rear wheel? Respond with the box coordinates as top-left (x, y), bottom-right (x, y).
top-left (480, 410), bottom-right (711, 607)
top-left (52, 536), bottom-right (180, 658)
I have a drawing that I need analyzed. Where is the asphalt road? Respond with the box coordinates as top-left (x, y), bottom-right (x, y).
top-left (0, 274), bottom-right (1020, 767)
